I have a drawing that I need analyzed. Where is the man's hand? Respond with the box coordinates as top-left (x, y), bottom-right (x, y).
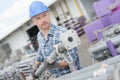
top-left (59, 60), bottom-right (68, 68)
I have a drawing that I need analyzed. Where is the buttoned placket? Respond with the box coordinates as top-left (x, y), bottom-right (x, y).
top-left (43, 34), bottom-right (51, 59)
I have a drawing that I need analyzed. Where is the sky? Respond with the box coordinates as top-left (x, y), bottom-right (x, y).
top-left (0, 0), bottom-right (57, 41)
top-left (0, 0), bottom-right (17, 14)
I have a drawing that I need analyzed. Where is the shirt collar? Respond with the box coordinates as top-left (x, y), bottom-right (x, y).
top-left (39, 24), bottom-right (56, 37)
top-left (48, 24), bottom-right (56, 37)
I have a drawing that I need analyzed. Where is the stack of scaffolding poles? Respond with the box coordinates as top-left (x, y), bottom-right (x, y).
top-left (56, 55), bottom-right (120, 80)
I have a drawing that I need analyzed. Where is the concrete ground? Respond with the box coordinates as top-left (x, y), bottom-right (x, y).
top-left (77, 33), bottom-right (95, 67)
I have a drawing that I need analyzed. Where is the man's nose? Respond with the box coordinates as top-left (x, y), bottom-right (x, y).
top-left (41, 18), bottom-right (45, 22)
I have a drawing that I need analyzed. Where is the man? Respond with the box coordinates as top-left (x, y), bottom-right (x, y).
top-left (29, 1), bottom-right (81, 78)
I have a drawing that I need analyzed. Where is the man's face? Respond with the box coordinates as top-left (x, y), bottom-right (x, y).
top-left (32, 11), bottom-right (50, 30)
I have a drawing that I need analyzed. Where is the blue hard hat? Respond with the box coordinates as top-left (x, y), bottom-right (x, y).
top-left (29, 1), bottom-right (49, 18)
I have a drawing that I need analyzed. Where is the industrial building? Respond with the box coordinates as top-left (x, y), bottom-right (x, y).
top-left (0, 0), bottom-right (120, 80)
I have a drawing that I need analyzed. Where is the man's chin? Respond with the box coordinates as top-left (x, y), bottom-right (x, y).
top-left (41, 26), bottom-right (49, 30)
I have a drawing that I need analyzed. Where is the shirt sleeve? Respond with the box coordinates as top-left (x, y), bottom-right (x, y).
top-left (69, 47), bottom-right (81, 70)
top-left (35, 48), bottom-right (44, 62)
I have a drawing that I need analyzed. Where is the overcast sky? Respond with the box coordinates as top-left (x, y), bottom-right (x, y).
top-left (0, 0), bottom-right (57, 41)
top-left (0, 0), bottom-right (17, 14)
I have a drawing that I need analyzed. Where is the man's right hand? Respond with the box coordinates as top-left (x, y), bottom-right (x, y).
top-left (59, 60), bottom-right (68, 68)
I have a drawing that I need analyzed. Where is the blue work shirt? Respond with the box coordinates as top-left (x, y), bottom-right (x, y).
top-left (36, 24), bottom-right (81, 77)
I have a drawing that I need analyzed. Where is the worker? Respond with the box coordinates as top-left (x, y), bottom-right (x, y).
top-left (29, 1), bottom-right (81, 79)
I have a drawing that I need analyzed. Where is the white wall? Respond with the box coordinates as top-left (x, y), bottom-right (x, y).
top-left (1, 21), bottom-right (33, 54)
top-left (50, 0), bottom-right (82, 23)
top-left (53, 1), bottom-right (66, 23)
top-left (77, 0), bottom-right (90, 22)
top-left (1, 27), bottom-right (28, 54)
top-left (81, 0), bottom-right (98, 20)
top-left (66, 0), bottom-right (81, 18)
